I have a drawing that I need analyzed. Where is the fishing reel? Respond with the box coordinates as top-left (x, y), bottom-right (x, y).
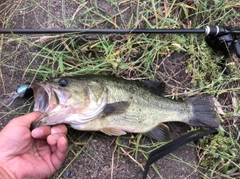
top-left (205, 26), bottom-right (240, 74)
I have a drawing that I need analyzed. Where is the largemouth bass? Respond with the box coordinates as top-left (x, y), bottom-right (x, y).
top-left (32, 75), bottom-right (220, 141)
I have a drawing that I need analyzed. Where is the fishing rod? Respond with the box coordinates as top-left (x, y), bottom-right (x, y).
top-left (0, 25), bottom-right (240, 35)
top-left (0, 28), bottom-right (205, 34)
top-left (1, 26), bottom-right (240, 73)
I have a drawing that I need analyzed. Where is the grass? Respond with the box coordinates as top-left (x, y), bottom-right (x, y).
top-left (0, 0), bottom-right (240, 178)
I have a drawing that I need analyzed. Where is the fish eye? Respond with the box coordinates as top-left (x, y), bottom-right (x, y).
top-left (58, 79), bottom-right (68, 87)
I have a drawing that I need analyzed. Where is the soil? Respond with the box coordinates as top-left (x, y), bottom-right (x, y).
top-left (0, 0), bottom-right (226, 179)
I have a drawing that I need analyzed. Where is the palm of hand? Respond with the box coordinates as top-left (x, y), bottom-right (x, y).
top-left (0, 112), bottom-right (68, 179)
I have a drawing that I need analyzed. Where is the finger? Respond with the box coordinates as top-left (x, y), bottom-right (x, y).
top-left (50, 145), bottom-right (57, 153)
top-left (51, 124), bottom-right (68, 135)
top-left (10, 111), bottom-right (42, 127)
top-left (31, 126), bottom-right (51, 139)
top-left (51, 136), bottom-right (68, 170)
top-left (47, 133), bottom-right (67, 146)
top-left (34, 139), bottom-right (49, 151)
top-left (32, 124), bottom-right (68, 140)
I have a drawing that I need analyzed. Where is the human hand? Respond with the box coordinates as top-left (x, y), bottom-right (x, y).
top-left (0, 112), bottom-right (68, 179)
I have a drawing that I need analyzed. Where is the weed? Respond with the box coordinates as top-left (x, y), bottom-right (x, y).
top-left (198, 126), bottom-right (240, 178)
top-left (0, 0), bottom-right (240, 178)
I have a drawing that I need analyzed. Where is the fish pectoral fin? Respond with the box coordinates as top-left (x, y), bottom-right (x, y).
top-left (100, 127), bottom-right (126, 136)
top-left (145, 123), bottom-right (170, 141)
top-left (103, 101), bottom-right (130, 116)
top-left (143, 81), bottom-right (165, 96)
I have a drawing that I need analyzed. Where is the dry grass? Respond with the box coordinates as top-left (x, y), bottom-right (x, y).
top-left (0, 0), bottom-right (240, 178)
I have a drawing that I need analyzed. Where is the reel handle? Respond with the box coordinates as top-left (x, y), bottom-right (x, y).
top-left (205, 26), bottom-right (240, 74)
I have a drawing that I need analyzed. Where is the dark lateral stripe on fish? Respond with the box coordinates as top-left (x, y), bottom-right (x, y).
top-left (102, 101), bottom-right (130, 117)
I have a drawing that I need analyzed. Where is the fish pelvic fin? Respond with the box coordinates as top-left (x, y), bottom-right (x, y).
top-left (186, 94), bottom-right (220, 128)
top-left (145, 123), bottom-right (170, 141)
top-left (100, 127), bottom-right (127, 136)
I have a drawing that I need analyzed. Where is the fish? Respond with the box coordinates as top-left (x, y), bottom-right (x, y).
top-left (32, 75), bottom-right (220, 141)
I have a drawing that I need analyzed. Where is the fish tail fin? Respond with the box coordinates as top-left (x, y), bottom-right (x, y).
top-left (186, 94), bottom-right (220, 128)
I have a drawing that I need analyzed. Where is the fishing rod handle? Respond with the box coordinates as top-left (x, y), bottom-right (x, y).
top-left (205, 26), bottom-right (229, 36)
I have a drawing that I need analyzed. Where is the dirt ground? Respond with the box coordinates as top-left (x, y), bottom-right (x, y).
top-left (0, 1), bottom-right (218, 179)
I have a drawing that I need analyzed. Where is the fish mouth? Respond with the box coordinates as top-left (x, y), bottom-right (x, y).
top-left (33, 83), bottom-right (51, 113)
top-left (33, 82), bottom-right (71, 113)
top-left (32, 82), bottom-right (72, 128)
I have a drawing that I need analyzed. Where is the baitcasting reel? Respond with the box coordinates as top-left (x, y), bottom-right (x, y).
top-left (205, 26), bottom-right (240, 58)
top-left (205, 26), bottom-right (240, 74)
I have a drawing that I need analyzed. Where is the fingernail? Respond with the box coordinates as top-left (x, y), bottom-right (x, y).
top-left (51, 127), bottom-right (58, 134)
top-left (32, 128), bottom-right (42, 138)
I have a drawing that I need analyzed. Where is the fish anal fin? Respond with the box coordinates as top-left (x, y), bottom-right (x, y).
top-left (145, 123), bottom-right (170, 141)
top-left (143, 81), bottom-right (165, 96)
top-left (103, 101), bottom-right (130, 116)
top-left (100, 127), bottom-right (126, 136)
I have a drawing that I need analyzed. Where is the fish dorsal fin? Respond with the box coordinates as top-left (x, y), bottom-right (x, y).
top-left (100, 127), bottom-right (127, 136)
top-left (145, 123), bottom-right (170, 141)
top-left (143, 81), bottom-right (165, 96)
top-left (103, 101), bottom-right (130, 116)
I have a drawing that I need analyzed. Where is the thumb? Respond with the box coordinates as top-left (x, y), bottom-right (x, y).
top-left (10, 111), bottom-right (42, 128)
